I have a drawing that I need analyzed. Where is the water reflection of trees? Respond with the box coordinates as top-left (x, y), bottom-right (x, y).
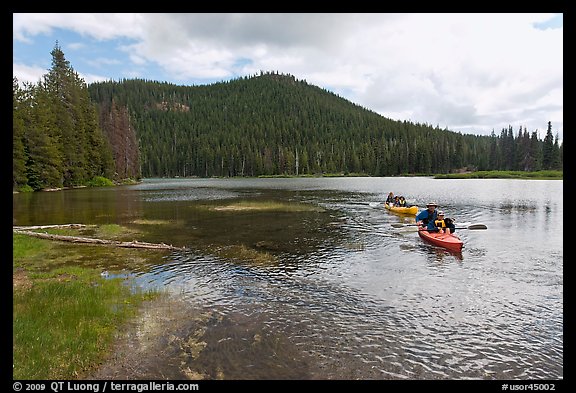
top-left (12, 187), bottom-right (143, 226)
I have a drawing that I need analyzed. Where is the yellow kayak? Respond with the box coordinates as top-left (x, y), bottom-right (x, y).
top-left (384, 203), bottom-right (418, 215)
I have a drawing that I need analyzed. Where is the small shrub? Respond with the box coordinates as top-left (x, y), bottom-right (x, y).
top-left (17, 185), bottom-right (34, 193)
top-left (86, 176), bottom-right (114, 187)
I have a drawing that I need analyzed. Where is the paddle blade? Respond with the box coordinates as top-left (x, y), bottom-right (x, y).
top-left (391, 223), bottom-right (418, 228)
top-left (394, 226), bottom-right (419, 233)
top-left (467, 224), bottom-right (487, 230)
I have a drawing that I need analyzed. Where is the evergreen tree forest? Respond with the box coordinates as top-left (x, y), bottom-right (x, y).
top-left (13, 44), bottom-right (116, 191)
top-left (13, 45), bottom-right (563, 191)
top-left (88, 72), bottom-right (562, 178)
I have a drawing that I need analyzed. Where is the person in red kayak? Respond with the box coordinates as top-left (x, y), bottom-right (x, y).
top-left (444, 217), bottom-right (456, 233)
top-left (434, 210), bottom-right (447, 232)
top-left (434, 210), bottom-right (456, 234)
top-left (416, 202), bottom-right (439, 231)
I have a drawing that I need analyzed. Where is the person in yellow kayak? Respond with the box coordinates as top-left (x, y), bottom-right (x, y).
top-left (385, 192), bottom-right (395, 206)
top-left (416, 202), bottom-right (439, 231)
top-left (397, 196), bottom-right (407, 207)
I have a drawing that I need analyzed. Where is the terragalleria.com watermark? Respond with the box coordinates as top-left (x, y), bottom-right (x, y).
top-left (13, 382), bottom-right (199, 393)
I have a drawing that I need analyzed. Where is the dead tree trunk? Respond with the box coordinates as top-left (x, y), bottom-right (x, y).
top-left (13, 229), bottom-right (185, 250)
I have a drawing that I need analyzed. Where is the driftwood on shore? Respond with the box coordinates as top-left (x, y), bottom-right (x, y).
top-left (13, 227), bottom-right (185, 251)
top-left (13, 224), bottom-right (89, 230)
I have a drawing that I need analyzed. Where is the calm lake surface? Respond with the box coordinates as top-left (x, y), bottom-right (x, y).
top-left (13, 177), bottom-right (563, 380)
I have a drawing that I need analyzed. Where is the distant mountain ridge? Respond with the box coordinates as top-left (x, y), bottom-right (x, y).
top-left (88, 71), bottom-right (561, 177)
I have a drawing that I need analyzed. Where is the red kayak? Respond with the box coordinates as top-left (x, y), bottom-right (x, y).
top-left (418, 227), bottom-right (463, 252)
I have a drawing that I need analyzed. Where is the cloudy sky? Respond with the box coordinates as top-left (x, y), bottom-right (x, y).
top-left (13, 13), bottom-right (563, 141)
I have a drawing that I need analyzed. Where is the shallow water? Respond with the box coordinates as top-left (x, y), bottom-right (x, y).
top-left (13, 177), bottom-right (563, 379)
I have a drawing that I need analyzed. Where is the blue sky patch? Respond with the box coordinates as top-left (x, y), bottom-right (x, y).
top-left (534, 13), bottom-right (563, 30)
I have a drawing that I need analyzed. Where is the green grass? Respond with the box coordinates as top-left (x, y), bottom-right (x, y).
top-left (256, 172), bottom-right (370, 178)
top-left (208, 200), bottom-right (324, 213)
top-left (13, 269), bottom-right (157, 379)
top-left (209, 244), bottom-right (278, 264)
top-left (12, 233), bottom-right (51, 261)
top-left (13, 229), bottom-right (161, 379)
top-left (434, 170), bottom-right (563, 180)
top-left (96, 223), bottom-right (125, 237)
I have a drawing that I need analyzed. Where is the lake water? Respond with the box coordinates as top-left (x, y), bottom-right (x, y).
top-left (13, 177), bottom-right (563, 380)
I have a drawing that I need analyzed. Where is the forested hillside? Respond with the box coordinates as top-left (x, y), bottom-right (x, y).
top-left (13, 44), bottom-right (115, 191)
top-left (13, 43), bottom-right (563, 190)
top-left (88, 72), bottom-right (563, 178)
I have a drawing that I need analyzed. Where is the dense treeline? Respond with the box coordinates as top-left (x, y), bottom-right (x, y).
top-left (14, 44), bottom-right (563, 190)
top-left (13, 44), bottom-right (115, 191)
top-left (88, 72), bottom-right (562, 178)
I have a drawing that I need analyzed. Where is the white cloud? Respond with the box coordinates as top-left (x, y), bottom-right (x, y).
top-left (13, 13), bottom-right (144, 42)
top-left (13, 63), bottom-right (45, 85)
top-left (13, 13), bottom-right (563, 139)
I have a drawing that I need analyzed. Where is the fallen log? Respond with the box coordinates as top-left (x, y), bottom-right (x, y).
top-left (13, 224), bottom-right (89, 230)
top-left (13, 229), bottom-right (185, 250)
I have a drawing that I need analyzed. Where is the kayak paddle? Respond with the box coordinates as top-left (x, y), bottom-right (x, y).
top-left (391, 223), bottom-right (487, 230)
top-left (456, 224), bottom-right (487, 230)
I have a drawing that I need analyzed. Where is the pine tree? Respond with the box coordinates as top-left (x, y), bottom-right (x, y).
top-left (552, 133), bottom-right (561, 170)
top-left (41, 42), bottom-right (114, 186)
top-left (25, 83), bottom-right (63, 190)
top-left (542, 121), bottom-right (555, 170)
top-left (13, 78), bottom-right (28, 189)
top-left (98, 98), bottom-right (140, 179)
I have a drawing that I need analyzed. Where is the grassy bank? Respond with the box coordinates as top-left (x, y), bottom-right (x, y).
top-left (13, 229), bottom-right (161, 380)
top-left (206, 200), bottom-right (324, 213)
top-left (434, 170), bottom-right (563, 180)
